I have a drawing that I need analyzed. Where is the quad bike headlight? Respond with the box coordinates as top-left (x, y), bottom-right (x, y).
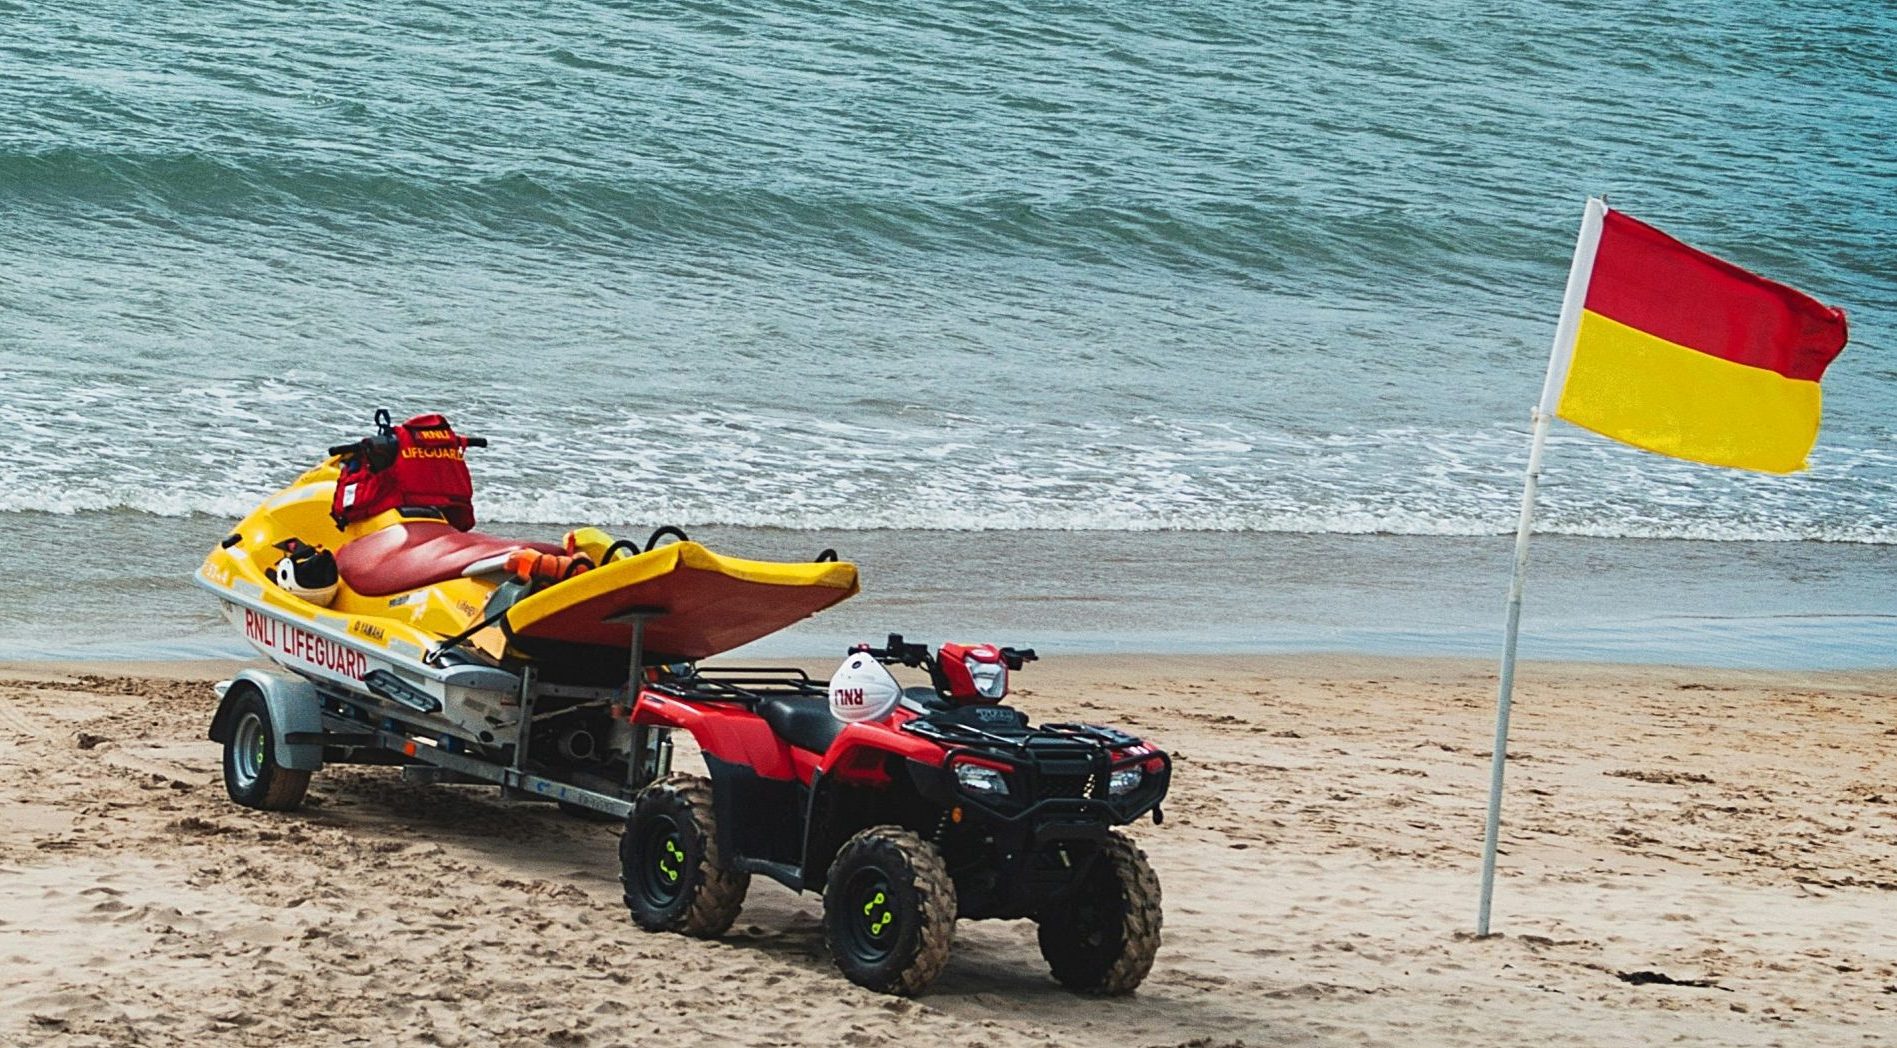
top-left (964, 656), bottom-right (1007, 700)
top-left (1108, 767), bottom-right (1143, 796)
top-left (953, 762), bottom-right (1011, 797)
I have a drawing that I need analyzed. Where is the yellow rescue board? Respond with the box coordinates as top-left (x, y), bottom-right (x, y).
top-left (501, 541), bottom-right (858, 660)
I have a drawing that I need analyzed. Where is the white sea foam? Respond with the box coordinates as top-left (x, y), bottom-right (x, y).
top-left (3, 371), bottom-right (1892, 543)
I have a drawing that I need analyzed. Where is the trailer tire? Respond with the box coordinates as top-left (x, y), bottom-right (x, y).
top-left (221, 686), bottom-right (312, 812)
top-left (620, 774), bottom-right (748, 937)
top-left (1036, 832), bottom-right (1162, 995)
top-left (822, 826), bottom-right (957, 996)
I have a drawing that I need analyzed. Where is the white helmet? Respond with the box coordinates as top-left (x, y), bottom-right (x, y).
top-left (828, 652), bottom-right (901, 723)
top-left (272, 541), bottom-right (339, 607)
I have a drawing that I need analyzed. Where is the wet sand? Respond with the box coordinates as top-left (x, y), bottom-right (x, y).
top-left (1, 655), bottom-right (1893, 1046)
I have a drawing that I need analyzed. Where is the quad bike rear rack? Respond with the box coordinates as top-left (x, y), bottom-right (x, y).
top-left (644, 665), bottom-right (826, 705)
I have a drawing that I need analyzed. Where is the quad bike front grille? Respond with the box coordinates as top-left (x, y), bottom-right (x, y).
top-left (1036, 771), bottom-right (1094, 800)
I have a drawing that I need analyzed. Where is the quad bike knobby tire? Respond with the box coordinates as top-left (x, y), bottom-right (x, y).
top-left (1036, 832), bottom-right (1162, 995)
top-left (221, 686), bottom-right (312, 811)
top-left (822, 825), bottom-right (957, 996)
top-left (620, 773), bottom-right (749, 937)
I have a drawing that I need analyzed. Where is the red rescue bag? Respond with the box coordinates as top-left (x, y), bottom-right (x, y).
top-left (330, 410), bottom-right (477, 531)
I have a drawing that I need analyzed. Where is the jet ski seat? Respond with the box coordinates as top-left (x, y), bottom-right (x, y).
top-left (335, 520), bottom-right (562, 598)
top-left (756, 694), bottom-right (844, 755)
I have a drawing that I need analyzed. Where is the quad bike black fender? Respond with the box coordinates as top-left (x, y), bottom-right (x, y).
top-left (207, 667), bottom-right (326, 772)
top-left (798, 756), bottom-right (947, 892)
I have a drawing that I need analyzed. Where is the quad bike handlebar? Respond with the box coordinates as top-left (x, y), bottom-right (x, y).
top-left (852, 634), bottom-right (1039, 672)
top-left (854, 633), bottom-right (934, 668)
top-left (999, 646), bottom-right (1038, 670)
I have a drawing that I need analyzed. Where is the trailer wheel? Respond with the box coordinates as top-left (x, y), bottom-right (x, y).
top-left (221, 686), bottom-right (311, 812)
top-left (620, 774), bottom-right (748, 937)
top-left (822, 826), bottom-right (957, 996)
top-left (1036, 832), bottom-right (1162, 995)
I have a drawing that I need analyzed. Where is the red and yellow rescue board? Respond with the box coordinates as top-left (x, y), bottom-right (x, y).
top-left (501, 541), bottom-right (858, 659)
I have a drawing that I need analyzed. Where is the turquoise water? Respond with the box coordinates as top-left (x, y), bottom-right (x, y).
top-left (1, 2), bottom-right (1892, 662)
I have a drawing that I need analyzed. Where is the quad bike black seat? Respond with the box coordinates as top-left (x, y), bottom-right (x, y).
top-left (756, 694), bottom-right (844, 755)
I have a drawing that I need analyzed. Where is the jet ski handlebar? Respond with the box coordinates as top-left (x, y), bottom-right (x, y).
top-left (326, 435), bottom-right (487, 457)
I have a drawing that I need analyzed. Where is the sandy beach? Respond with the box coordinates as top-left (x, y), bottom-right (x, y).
top-left (2, 654), bottom-right (1891, 1047)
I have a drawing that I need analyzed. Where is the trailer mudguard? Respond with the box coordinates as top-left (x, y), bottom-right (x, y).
top-left (207, 667), bottom-right (327, 772)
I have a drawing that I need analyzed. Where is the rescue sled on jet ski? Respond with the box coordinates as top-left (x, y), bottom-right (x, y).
top-left (194, 409), bottom-right (856, 813)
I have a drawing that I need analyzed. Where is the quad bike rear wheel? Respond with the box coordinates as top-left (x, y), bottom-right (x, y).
top-left (221, 686), bottom-right (311, 812)
top-left (822, 825), bottom-right (957, 996)
top-left (620, 773), bottom-right (748, 937)
top-left (1036, 832), bottom-right (1162, 995)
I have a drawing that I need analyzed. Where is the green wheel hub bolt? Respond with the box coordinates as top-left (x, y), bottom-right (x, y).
top-left (862, 889), bottom-right (892, 936)
top-left (658, 837), bottom-right (684, 882)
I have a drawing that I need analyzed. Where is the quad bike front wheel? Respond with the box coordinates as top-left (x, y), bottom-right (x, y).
top-left (822, 825), bottom-right (957, 996)
top-left (620, 773), bottom-right (748, 937)
top-left (1036, 832), bottom-right (1162, 995)
top-left (220, 686), bottom-right (311, 811)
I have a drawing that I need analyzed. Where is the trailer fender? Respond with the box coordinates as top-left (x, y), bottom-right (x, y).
top-left (207, 668), bottom-right (326, 772)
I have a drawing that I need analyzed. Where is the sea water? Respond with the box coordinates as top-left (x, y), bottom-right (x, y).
top-left (2, 1), bottom-right (1892, 665)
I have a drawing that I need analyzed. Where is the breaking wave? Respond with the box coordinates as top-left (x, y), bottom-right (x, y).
top-left (2, 373), bottom-right (1891, 543)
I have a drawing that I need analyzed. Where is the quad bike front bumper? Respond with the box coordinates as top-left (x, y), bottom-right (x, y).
top-left (902, 747), bottom-right (1170, 920)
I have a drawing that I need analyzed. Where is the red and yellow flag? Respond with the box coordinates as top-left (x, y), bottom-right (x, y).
top-left (1550, 206), bottom-right (1849, 473)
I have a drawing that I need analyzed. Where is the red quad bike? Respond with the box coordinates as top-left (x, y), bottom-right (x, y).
top-left (621, 634), bottom-right (1171, 996)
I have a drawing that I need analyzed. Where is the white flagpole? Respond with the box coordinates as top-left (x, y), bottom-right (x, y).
top-left (1476, 197), bottom-right (1607, 936)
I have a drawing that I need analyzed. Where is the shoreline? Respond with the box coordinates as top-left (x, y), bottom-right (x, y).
top-left (8, 513), bottom-right (1896, 671)
top-left (6, 650), bottom-right (1891, 689)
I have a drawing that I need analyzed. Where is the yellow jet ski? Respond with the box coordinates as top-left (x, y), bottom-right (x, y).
top-left (195, 410), bottom-right (857, 751)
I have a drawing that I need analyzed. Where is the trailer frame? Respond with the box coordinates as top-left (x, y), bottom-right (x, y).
top-left (209, 608), bottom-right (676, 820)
